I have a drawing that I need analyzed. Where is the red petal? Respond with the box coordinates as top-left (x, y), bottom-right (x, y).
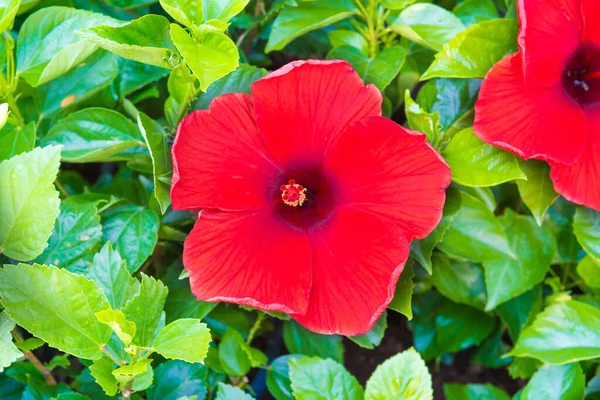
top-left (251, 60), bottom-right (382, 165)
top-left (324, 117), bottom-right (450, 241)
top-left (582, 0), bottom-right (600, 46)
top-left (184, 208), bottom-right (312, 314)
top-left (474, 53), bottom-right (588, 164)
top-left (518, 0), bottom-right (581, 86)
top-left (291, 207), bottom-right (409, 335)
top-left (171, 93), bottom-right (281, 211)
top-left (550, 114), bottom-right (600, 211)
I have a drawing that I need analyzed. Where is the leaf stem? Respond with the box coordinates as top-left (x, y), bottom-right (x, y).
top-left (101, 345), bottom-right (126, 366)
top-left (12, 329), bottom-right (57, 386)
top-left (54, 178), bottom-right (71, 198)
top-left (246, 312), bottom-right (266, 345)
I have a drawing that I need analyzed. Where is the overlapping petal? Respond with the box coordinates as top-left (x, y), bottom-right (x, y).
top-left (324, 116), bottom-right (451, 241)
top-left (171, 93), bottom-right (281, 211)
top-left (251, 60), bottom-right (382, 166)
top-left (292, 207), bottom-right (409, 335)
top-left (184, 209), bottom-right (312, 314)
top-left (474, 53), bottom-right (588, 164)
top-left (581, 0), bottom-right (600, 47)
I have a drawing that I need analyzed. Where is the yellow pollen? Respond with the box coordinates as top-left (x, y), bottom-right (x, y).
top-left (280, 180), bottom-right (307, 207)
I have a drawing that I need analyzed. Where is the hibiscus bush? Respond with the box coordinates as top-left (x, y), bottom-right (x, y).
top-left (2, 0), bottom-right (600, 398)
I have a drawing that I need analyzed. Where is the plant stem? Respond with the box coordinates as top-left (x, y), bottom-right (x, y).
top-left (12, 329), bottom-right (57, 386)
top-left (101, 345), bottom-right (126, 366)
top-left (246, 312), bottom-right (266, 345)
top-left (55, 178), bottom-right (71, 198)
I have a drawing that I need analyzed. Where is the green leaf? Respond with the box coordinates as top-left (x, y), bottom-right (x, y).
top-left (365, 347), bottom-right (432, 400)
top-left (170, 24), bottom-right (238, 91)
top-left (443, 128), bottom-right (525, 187)
top-left (0, 312), bottom-right (23, 373)
top-left (35, 197), bottom-right (102, 273)
top-left (0, 122), bottom-right (36, 163)
top-left (194, 63), bottom-right (267, 110)
top-left (266, 354), bottom-right (302, 400)
top-left (431, 253), bottom-right (487, 310)
top-left (327, 45), bottom-right (405, 91)
top-left (79, 15), bottom-right (178, 69)
top-left (153, 319), bottom-right (211, 363)
top-left (0, 0), bottom-right (20, 33)
top-left (509, 300), bottom-right (600, 364)
top-left (521, 364), bottom-right (585, 400)
top-left (573, 206), bottom-right (600, 260)
top-left (34, 50), bottom-right (119, 117)
top-left (218, 329), bottom-right (251, 376)
top-left (516, 160), bottom-right (559, 225)
top-left (216, 382), bottom-right (253, 400)
top-left (283, 320), bottom-right (343, 363)
top-left (444, 383), bottom-right (510, 400)
top-left (507, 357), bottom-right (542, 380)
top-left (576, 256), bottom-right (600, 288)
top-left (0, 263), bottom-right (112, 359)
top-left (102, 204), bottom-right (159, 272)
top-left (160, 0), bottom-right (202, 31)
top-left (483, 210), bottom-right (556, 310)
top-left (89, 357), bottom-right (118, 397)
top-left (16, 6), bottom-right (119, 86)
top-left (266, 0), bottom-right (357, 52)
top-left (147, 360), bottom-right (207, 400)
top-left (95, 309), bottom-right (136, 346)
top-left (165, 64), bottom-right (196, 126)
top-left (349, 311), bottom-right (387, 349)
top-left (85, 242), bottom-right (139, 310)
top-left (327, 29), bottom-right (369, 55)
top-left (422, 19), bottom-right (518, 80)
top-left (0, 146), bottom-right (61, 261)
top-left (453, 0), bottom-right (499, 27)
top-left (119, 58), bottom-right (170, 96)
top-left (112, 358), bottom-right (152, 384)
top-left (387, 261), bottom-right (415, 319)
top-left (123, 274), bottom-right (168, 347)
top-left (15, 337), bottom-right (44, 351)
top-left (496, 285), bottom-right (542, 341)
top-left (404, 89), bottom-right (441, 146)
top-left (391, 3), bottom-right (466, 51)
top-left (202, 0), bottom-right (248, 22)
top-left (289, 357), bottom-right (363, 400)
top-left (163, 266), bottom-right (216, 322)
top-left (0, 103), bottom-right (6, 130)
top-left (136, 112), bottom-right (172, 214)
top-left (438, 192), bottom-right (513, 263)
top-left (42, 108), bottom-right (146, 163)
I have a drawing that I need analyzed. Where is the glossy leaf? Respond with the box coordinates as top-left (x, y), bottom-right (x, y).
top-left (289, 357), bottom-right (363, 400)
top-left (160, 0), bottom-right (202, 31)
top-left (0, 0), bottom-right (19, 33)
top-left (123, 274), bottom-right (168, 347)
top-left (573, 206), bottom-right (600, 260)
top-left (203, 0), bottom-right (249, 22)
top-left (153, 319), bottom-right (211, 363)
top-left (404, 90), bottom-right (441, 146)
top-left (516, 160), bottom-right (559, 225)
top-left (283, 320), bottom-right (343, 363)
top-left (576, 256), bottom-right (600, 288)
top-left (444, 383), bottom-right (510, 400)
top-left (266, 354), bottom-right (302, 400)
top-left (147, 360), bottom-right (207, 400)
top-left (0, 122), bottom-right (35, 163)
top-left (431, 253), bottom-right (486, 310)
top-left (218, 329), bottom-right (251, 376)
top-left (521, 364), bottom-right (585, 400)
top-left (496, 286), bottom-right (542, 341)
top-left (387, 262), bottom-right (415, 319)
top-left (327, 29), bottom-right (369, 55)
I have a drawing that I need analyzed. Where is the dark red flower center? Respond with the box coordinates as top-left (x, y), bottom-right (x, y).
top-left (274, 165), bottom-right (336, 231)
top-left (563, 45), bottom-right (600, 108)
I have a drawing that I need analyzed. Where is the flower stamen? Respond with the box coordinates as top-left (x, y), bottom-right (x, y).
top-left (280, 179), bottom-right (307, 207)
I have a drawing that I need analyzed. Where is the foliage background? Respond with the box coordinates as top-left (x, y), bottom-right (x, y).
top-left (1, 0), bottom-right (600, 399)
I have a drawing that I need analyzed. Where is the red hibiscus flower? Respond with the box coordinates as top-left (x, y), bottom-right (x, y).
top-left (474, 0), bottom-right (600, 210)
top-left (171, 60), bottom-right (450, 335)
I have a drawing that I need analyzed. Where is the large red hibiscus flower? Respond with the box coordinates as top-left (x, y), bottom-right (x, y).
top-left (474, 0), bottom-right (600, 210)
top-left (171, 60), bottom-right (450, 335)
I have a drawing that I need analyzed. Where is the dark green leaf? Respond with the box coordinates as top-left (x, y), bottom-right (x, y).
top-left (348, 311), bottom-right (387, 349)
top-left (453, 0), bottom-right (499, 27)
top-left (573, 206), bottom-right (600, 260)
top-left (496, 285), bottom-right (542, 341)
top-left (0, 122), bottom-right (35, 163)
top-left (431, 253), bottom-right (487, 310)
top-left (283, 320), bottom-right (343, 363)
top-left (147, 360), bottom-right (207, 400)
top-left (444, 383), bottom-right (510, 400)
top-left (516, 159), bottom-right (559, 225)
top-left (266, 355), bottom-right (302, 400)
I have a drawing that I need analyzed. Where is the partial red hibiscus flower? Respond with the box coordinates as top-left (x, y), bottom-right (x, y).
top-left (171, 60), bottom-right (450, 335)
top-left (474, 0), bottom-right (600, 210)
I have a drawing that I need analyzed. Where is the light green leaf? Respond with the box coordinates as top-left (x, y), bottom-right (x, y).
top-left (327, 29), bottom-right (369, 55)
top-left (266, 0), bottom-right (357, 52)
top-left (422, 19), bottom-right (518, 80)
top-left (387, 262), bottom-right (415, 319)
top-left (0, 312), bottom-right (23, 373)
top-left (79, 15), bottom-right (178, 69)
top-left (123, 274), bottom-right (168, 347)
top-left (510, 300), bottom-right (600, 364)
top-left (202, 0), bottom-right (249, 22)
top-left (431, 253), bottom-right (486, 310)
top-left (283, 320), bottom-right (343, 363)
top-left (112, 358), bottom-right (152, 384)
top-left (137, 112), bottom-right (172, 214)
top-left (573, 206), bottom-right (600, 260)
top-left (152, 319), bottom-right (211, 363)
top-left (165, 64), bottom-right (196, 126)
top-left (218, 329), bottom-right (251, 376)
top-left (349, 311), bottom-right (387, 349)
top-left (576, 255), bottom-right (600, 288)
top-left (95, 309), bottom-right (136, 346)
top-left (0, 146), bottom-right (61, 261)
top-left (521, 364), bottom-right (585, 400)
top-left (216, 382), bottom-right (253, 400)
top-left (0, 263), bottom-right (112, 359)
top-left (16, 6), bottom-right (119, 86)
top-left (444, 383), bottom-right (510, 400)
top-left (0, 0), bottom-right (19, 33)
top-left (516, 159), bottom-right (559, 225)
top-left (0, 103), bottom-right (8, 131)
top-left (327, 45), bottom-right (405, 91)
top-left (160, 0), bottom-right (203, 33)
top-left (404, 89), bottom-right (441, 146)
top-left (453, 0), bottom-right (499, 27)
top-left (102, 204), bottom-right (159, 272)
top-left (443, 128), bottom-right (525, 187)
top-left (391, 3), bottom-right (466, 51)
top-left (170, 24), bottom-right (238, 91)
top-left (42, 108), bottom-right (146, 163)
top-left (289, 357), bottom-right (363, 400)
top-left (86, 242), bottom-right (139, 310)
top-left (90, 357), bottom-right (118, 396)
top-left (0, 122), bottom-right (35, 163)
top-left (438, 191), bottom-right (513, 263)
